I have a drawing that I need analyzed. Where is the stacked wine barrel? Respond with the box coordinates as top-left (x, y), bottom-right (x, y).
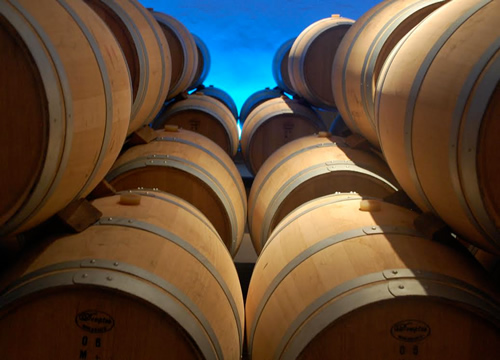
top-left (246, 0), bottom-right (500, 359)
top-left (240, 14), bottom-right (355, 176)
top-left (247, 194), bottom-right (500, 359)
top-left (0, 0), bottom-right (133, 239)
top-left (0, 1), bottom-right (245, 358)
top-left (1, 0), bottom-right (499, 359)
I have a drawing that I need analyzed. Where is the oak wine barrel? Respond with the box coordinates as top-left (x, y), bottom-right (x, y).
top-left (150, 11), bottom-right (198, 99)
top-left (106, 127), bottom-right (247, 256)
top-left (332, 0), bottom-right (448, 148)
top-left (188, 33), bottom-right (211, 90)
top-left (289, 15), bottom-right (354, 109)
top-left (194, 85), bottom-right (239, 122)
top-left (246, 193), bottom-right (500, 359)
top-left (84, 0), bottom-right (172, 134)
top-left (239, 87), bottom-right (284, 126)
top-left (247, 133), bottom-right (399, 253)
top-left (0, 0), bottom-right (131, 237)
top-left (152, 93), bottom-right (239, 157)
top-left (240, 97), bottom-right (326, 175)
top-left (0, 191), bottom-right (244, 359)
top-left (376, 0), bottom-right (500, 254)
top-left (272, 37), bottom-right (296, 95)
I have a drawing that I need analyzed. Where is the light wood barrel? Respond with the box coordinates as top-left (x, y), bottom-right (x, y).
top-left (85, 0), bottom-right (171, 134)
top-left (0, 0), bottom-right (131, 237)
top-left (151, 11), bottom-right (198, 99)
top-left (239, 87), bottom-right (284, 125)
top-left (247, 133), bottom-right (398, 254)
top-left (246, 194), bottom-right (500, 360)
top-left (106, 127), bottom-right (247, 256)
top-left (194, 85), bottom-right (239, 121)
top-left (152, 93), bottom-right (239, 157)
top-left (188, 33), bottom-right (211, 90)
top-left (0, 192), bottom-right (244, 360)
top-left (332, 0), bottom-right (448, 148)
top-left (376, 0), bottom-right (500, 254)
top-left (288, 15), bottom-right (354, 109)
top-left (272, 37), bottom-right (296, 95)
top-left (240, 97), bottom-right (327, 175)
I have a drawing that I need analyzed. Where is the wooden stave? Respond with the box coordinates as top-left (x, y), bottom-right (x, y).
top-left (193, 85), bottom-right (239, 121)
top-left (240, 97), bottom-right (327, 176)
top-left (0, 192), bottom-right (244, 359)
top-left (84, 0), bottom-right (172, 135)
top-left (288, 16), bottom-right (354, 110)
top-left (152, 93), bottom-right (239, 157)
top-left (246, 194), bottom-right (500, 360)
top-left (272, 37), bottom-right (297, 96)
top-left (247, 133), bottom-right (399, 254)
top-left (151, 11), bottom-right (198, 100)
top-left (188, 33), bottom-right (211, 91)
top-left (375, 0), bottom-right (500, 254)
top-left (238, 87), bottom-right (284, 125)
top-left (0, 0), bottom-right (131, 237)
top-left (332, 0), bottom-right (449, 149)
top-left (106, 128), bottom-right (247, 257)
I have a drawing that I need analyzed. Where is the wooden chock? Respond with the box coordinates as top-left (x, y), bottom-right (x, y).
top-left (164, 124), bottom-right (180, 132)
top-left (86, 179), bottom-right (116, 200)
top-left (56, 198), bottom-right (102, 233)
top-left (359, 199), bottom-right (381, 212)
top-left (128, 125), bottom-right (158, 145)
top-left (119, 192), bottom-right (142, 206)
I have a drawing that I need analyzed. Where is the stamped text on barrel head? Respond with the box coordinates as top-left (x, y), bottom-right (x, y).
top-left (391, 320), bottom-right (431, 342)
top-left (76, 310), bottom-right (115, 334)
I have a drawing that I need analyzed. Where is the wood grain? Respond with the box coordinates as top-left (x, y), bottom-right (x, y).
top-left (107, 128), bottom-right (247, 256)
top-left (152, 11), bottom-right (198, 99)
top-left (246, 194), bottom-right (500, 359)
top-left (247, 133), bottom-right (399, 253)
top-left (376, 0), bottom-right (500, 254)
top-left (240, 97), bottom-right (327, 175)
top-left (153, 94), bottom-right (239, 156)
top-left (289, 15), bottom-right (354, 109)
top-left (0, 0), bottom-right (131, 237)
top-left (85, 0), bottom-right (172, 134)
top-left (0, 192), bottom-right (244, 359)
top-left (332, 0), bottom-right (448, 148)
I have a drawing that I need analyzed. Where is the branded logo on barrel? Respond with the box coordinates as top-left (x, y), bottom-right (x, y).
top-left (76, 310), bottom-right (115, 334)
top-left (391, 320), bottom-right (430, 342)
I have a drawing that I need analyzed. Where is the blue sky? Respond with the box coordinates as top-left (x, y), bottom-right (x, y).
top-left (142, 0), bottom-right (381, 112)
